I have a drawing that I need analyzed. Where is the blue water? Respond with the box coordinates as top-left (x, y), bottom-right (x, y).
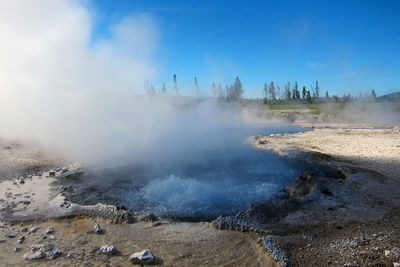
top-left (75, 124), bottom-right (310, 220)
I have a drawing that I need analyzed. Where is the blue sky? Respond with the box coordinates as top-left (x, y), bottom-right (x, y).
top-left (88, 0), bottom-right (400, 98)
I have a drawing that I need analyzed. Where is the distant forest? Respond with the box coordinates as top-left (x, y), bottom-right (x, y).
top-left (147, 74), bottom-right (381, 104)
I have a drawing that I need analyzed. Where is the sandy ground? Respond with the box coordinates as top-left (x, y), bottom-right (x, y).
top-left (0, 218), bottom-right (274, 267)
top-left (0, 138), bottom-right (63, 181)
top-left (251, 123), bottom-right (400, 266)
top-left (255, 125), bottom-right (400, 181)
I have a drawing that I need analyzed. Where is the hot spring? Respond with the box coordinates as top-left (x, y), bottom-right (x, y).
top-left (62, 124), bottom-right (313, 220)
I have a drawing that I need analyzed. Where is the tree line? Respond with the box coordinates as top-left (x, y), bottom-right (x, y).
top-left (146, 74), bottom-right (378, 104)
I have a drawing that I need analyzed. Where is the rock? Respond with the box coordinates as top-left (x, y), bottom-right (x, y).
top-left (46, 227), bottom-right (54, 234)
top-left (129, 249), bottom-right (155, 264)
top-left (93, 224), bottom-right (103, 234)
top-left (48, 171), bottom-right (56, 177)
top-left (139, 213), bottom-right (158, 222)
top-left (30, 226), bottom-right (40, 233)
top-left (49, 235), bottom-right (56, 240)
top-left (14, 247), bottom-right (21, 252)
top-left (24, 244), bottom-right (44, 260)
top-left (394, 263), bottom-right (400, 267)
top-left (43, 245), bottom-right (61, 259)
top-left (23, 244), bottom-right (61, 260)
top-left (5, 232), bottom-right (16, 238)
top-left (385, 250), bottom-right (391, 257)
top-left (17, 236), bottom-right (25, 243)
top-left (349, 241), bottom-right (358, 248)
top-left (19, 179), bottom-right (25, 184)
top-left (284, 172), bottom-right (316, 199)
top-left (100, 245), bottom-right (116, 255)
top-left (0, 239), bottom-right (5, 243)
top-left (21, 227), bottom-right (28, 232)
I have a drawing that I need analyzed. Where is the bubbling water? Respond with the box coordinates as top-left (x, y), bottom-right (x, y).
top-left (65, 125), bottom-right (309, 220)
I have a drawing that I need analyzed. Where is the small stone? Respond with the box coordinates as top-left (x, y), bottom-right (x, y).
top-left (17, 236), bottom-right (25, 243)
top-left (43, 245), bottom-right (61, 259)
top-left (19, 180), bottom-right (25, 184)
top-left (93, 224), bottom-right (103, 234)
top-left (5, 232), bottom-right (16, 238)
top-left (350, 241), bottom-right (358, 248)
top-left (24, 244), bottom-right (44, 260)
top-left (49, 235), bottom-right (56, 240)
top-left (100, 245), bottom-right (116, 255)
top-left (385, 250), bottom-right (391, 257)
top-left (14, 247), bottom-right (21, 252)
top-left (46, 227), bottom-right (54, 234)
top-left (0, 239), bottom-right (5, 243)
top-left (30, 226), bottom-right (40, 233)
top-left (129, 249), bottom-right (155, 264)
top-left (21, 227), bottom-right (28, 233)
top-left (373, 233), bottom-right (378, 237)
top-left (48, 171), bottom-right (56, 177)
top-left (42, 236), bottom-right (47, 239)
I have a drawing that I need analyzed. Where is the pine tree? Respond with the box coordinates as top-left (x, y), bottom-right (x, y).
top-left (232, 76), bottom-right (244, 101)
top-left (263, 83), bottom-right (269, 103)
top-left (194, 76), bottom-right (199, 93)
top-left (315, 80), bottom-right (320, 98)
top-left (285, 82), bottom-right (291, 101)
top-left (173, 74), bottom-right (178, 92)
top-left (293, 82), bottom-right (300, 100)
top-left (269, 81), bottom-right (276, 101)
top-left (371, 89), bottom-right (377, 101)
top-left (302, 86), bottom-right (307, 100)
top-left (306, 90), bottom-right (312, 103)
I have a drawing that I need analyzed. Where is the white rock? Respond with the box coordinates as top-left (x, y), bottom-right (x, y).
top-left (100, 245), bottom-right (116, 255)
top-left (385, 250), bottom-right (391, 257)
top-left (46, 227), bottom-right (54, 234)
top-left (23, 244), bottom-right (61, 260)
top-left (23, 244), bottom-right (44, 260)
top-left (43, 245), bottom-right (61, 260)
top-left (129, 249), bottom-right (155, 264)
top-left (393, 263), bottom-right (400, 267)
top-left (30, 226), bottom-right (40, 233)
top-left (93, 224), bottom-right (103, 233)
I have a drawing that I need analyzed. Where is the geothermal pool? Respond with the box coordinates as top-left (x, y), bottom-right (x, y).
top-left (64, 125), bottom-right (312, 220)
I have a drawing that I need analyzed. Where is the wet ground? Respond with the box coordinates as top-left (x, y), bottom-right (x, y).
top-left (0, 217), bottom-right (276, 266)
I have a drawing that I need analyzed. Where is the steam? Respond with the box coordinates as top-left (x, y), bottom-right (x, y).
top-left (0, 0), bottom-right (266, 166)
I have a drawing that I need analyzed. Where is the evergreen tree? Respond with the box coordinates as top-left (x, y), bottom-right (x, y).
top-left (277, 85), bottom-right (281, 100)
top-left (371, 89), bottom-right (377, 101)
top-left (194, 76), bottom-right (199, 93)
top-left (306, 90), bottom-right (312, 103)
top-left (232, 76), bottom-right (244, 101)
top-left (162, 82), bottom-right (166, 93)
top-left (263, 83), bottom-right (269, 102)
top-left (173, 74), bottom-right (178, 92)
top-left (325, 91), bottom-right (330, 99)
top-left (302, 86), bottom-right (307, 100)
top-left (269, 81), bottom-right (276, 101)
top-left (315, 80), bottom-right (320, 98)
top-left (285, 82), bottom-right (291, 101)
top-left (293, 82), bottom-right (300, 100)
